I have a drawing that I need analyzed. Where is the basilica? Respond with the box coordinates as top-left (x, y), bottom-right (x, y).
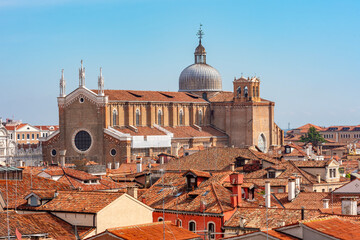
top-left (42, 29), bottom-right (283, 165)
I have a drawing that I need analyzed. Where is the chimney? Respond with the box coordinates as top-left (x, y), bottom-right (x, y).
top-left (160, 156), bottom-right (164, 165)
top-left (59, 150), bottom-right (66, 167)
top-left (19, 160), bottom-right (24, 167)
top-left (301, 206), bottom-right (305, 220)
top-left (127, 186), bottom-right (138, 199)
top-left (288, 178), bottom-right (295, 201)
top-left (230, 173), bottom-right (243, 208)
top-left (316, 174), bottom-right (321, 183)
top-left (136, 157), bottom-right (142, 173)
top-left (239, 217), bottom-right (246, 228)
top-left (54, 190), bottom-right (59, 198)
top-left (107, 162), bottom-right (112, 169)
top-left (323, 199), bottom-right (330, 209)
top-left (265, 181), bottom-right (271, 208)
top-left (230, 163), bottom-right (235, 172)
top-left (114, 162), bottom-right (120, 169)
top-left (200, 200), bottom-right (206, 212)
top-left (341, 196), bottom-right (358, 215)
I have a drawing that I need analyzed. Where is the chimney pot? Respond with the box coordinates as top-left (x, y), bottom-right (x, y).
top-left (288, 178), bottom-right (296, 201)
top-left (265, 181), bottom-right (271, 208)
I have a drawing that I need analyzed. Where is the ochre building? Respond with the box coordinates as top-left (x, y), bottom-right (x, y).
top-left (42, 34), bottom-right (283, 165)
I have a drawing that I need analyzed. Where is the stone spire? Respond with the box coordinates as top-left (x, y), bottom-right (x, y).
top-left (59, 69), bottom-right (66, 97)
top-left (79, 60), bottom-right (85, 87)
top-left (98, 67), bottom-right (104, 96)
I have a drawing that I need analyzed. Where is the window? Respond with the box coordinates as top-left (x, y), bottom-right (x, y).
top-left (22, 134), bottom-right (24, 139)
top-left (110, 149), bottom-right (117, 156)
top-left (158, 217), bottom-right (163, 222)
top-left (314, 189), bottom-right (317, 192)
top-left (27, 134), bottom-right (30, 139)
top-left (198, 110), bottom-right (203, 126)
top-left (189, 221), bottom-right (196, 232)
top-left (258, 133), bottom-right (266, 152)
top-left (329, 168), bottom-right (336, 178)
top-left (278, 188), bottom-right (284, 193)
top-left (32, 134), bottom-right (34, 139)
top-left (179, 109), bottom-right (184, 126)
top-left (17, 134), bottom-right (20, 139)
top-left (158, 109), bottom-right (162, 125)
top-left (74, 130), bottom-right (92, 152)
top-left (322, 189), bottom-right (325, 192)
top-left (112, 109), bottom-right (117, 126)
top-left (51, 149), bottom-right (57, 156)
top-left (244, 86), bottom-right (248, 97)
top-left (135, 109), bottom-right (140, 126)
top-left (208, 222), bottom-right (215, 239)
top-left (176, 219), bottom-right (182, 227)
top-left (36, 134), bottom-right (39, 139)
top-left (268, 171), bottom-right (275, 178)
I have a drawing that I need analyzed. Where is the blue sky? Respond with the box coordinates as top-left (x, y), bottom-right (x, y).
top-left (0, 0), bottom-right (359, 129)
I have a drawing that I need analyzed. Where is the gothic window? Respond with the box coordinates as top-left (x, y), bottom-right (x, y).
top-left (112, 109), bottom-right (117, 126)
top-left (198, 110), bottom-right (203, 126)
top-left (158, 109), bottom-right (162, 126)
top-left (208, 222), bottom-right (215, 239)
top-left (256, 86), bottom-right (259, 97)
top-left (253, 86), bottom-right (255, 97)
top-left (179, 109), bottom-right (184, 126)
top-left (189, 221), bottom-right (196, 232)
top-left (135, 109), bottom-right (140, 126)
top-left (258, 133), bottom-right (266, 152)
top-left (244, 86), bottom-right (248, 98)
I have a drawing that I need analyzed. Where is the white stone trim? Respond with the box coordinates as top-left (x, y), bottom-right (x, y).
top-left (58, 87), bottom-right (108, 108)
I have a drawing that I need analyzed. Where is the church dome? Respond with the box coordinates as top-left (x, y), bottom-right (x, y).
top-left (179, 27), bottom-right (222, 92)
top-left (179, 63), bottom-right (222, 92)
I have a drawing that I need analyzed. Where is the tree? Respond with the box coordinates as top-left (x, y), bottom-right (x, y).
top-left (300, 126), bottom-right (325, 146)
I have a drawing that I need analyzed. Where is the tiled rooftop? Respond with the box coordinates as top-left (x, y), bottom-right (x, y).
top-left (92, 89), bottom-right (207, 103)
top-left (114, 126), bottom-right (167, 136)
top-left (163, 126), bottom-right (227, 138)
top-left (18, 190), bottom-right (124, 213)
top-left (101, 221), bottom-right (201, 240)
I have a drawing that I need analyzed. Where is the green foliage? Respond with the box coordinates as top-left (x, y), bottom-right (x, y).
top-left (346, 173), bottom-right (351, 179)
top-left (300, 126), bottom-right (326, 147)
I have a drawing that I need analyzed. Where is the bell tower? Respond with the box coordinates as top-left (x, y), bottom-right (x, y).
top-left (233, 76), bottom-right (260, 102)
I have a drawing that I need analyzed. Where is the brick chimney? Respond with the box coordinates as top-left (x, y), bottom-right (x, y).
top-left (230, 173), bottom-right (243, 208)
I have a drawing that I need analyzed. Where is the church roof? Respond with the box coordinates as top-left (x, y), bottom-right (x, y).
top-left (91, 90), bottom-right (207, 103)
top-left (163, 126), bottom-right (227, 138)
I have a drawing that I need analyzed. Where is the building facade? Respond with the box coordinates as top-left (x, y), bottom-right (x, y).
top-left (42, 32), bottom-right (283, 166)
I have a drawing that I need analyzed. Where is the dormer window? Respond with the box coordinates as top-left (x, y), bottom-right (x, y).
top-left (329, 168), bottom-right (337, 178)
top-left (29, 196), bottom-right (40, 206)
top-left (285, 146), bottom-right (291, 154)
top-left (268, 171), bottom-right (276, 178)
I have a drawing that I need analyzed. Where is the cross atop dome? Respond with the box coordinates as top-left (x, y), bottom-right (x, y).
top-left (196, 24), bottom-right (204, 43)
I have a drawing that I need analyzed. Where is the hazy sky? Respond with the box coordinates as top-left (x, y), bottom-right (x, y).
top-left (0, 0), bottom-right (359, 129)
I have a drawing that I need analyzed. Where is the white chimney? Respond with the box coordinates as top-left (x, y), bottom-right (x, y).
top-left (323, 199), bottom-right (330, 209)
top-left (160, 156), bottom-right (164, 165)
top-left (230, 163), bottom-right (235, 172)
top-left (59, 150), bottom-right (66, 167)
top-left (265, 181), bottom-right (271, 208)
top-left (114, 162), bottom-right (120, 169)
top-left (288, 178), bottom-right (295, 201)
top-left (316, 174), bottom-right (321, 184)
top-left (107, 162), bottom-right (112, 169)
top-left (341, 197), bottom-right (358, 215)
top-left (136, 157), bottom-right (142, 173)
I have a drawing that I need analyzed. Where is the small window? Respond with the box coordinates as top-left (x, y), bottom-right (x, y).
top-left (32, 134), bottom-right (34, 139)
top-left (110, 149), bottom-right (117, 156)
top-left (27, 134), bottom-right (30, 139)
top-left (177, 219), bottom-right (182, 227)
top-left (22, 134), bottom-right (25, 139)
top-left (51, 149), bottom-right (57, 156)
top-left (135, 109), bottom-right (140, 126)
top-left (17, 134), bottom-right (20, 139)
top-left (36, 134), bottom-right (39, 138)
top-left (189, 221), bottom-right (196, 232)
top-left (198, 110), bottom-right (203, 126)
top-left (158, 217), bottom-right (163, 222)
top-left (322, 189), bottom-right (325, 192)
top-left (79, 97), bottom-right (84, 103)
top-left (268, 171), bottom-right (276, 178)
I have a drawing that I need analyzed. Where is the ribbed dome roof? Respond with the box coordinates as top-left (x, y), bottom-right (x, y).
top-left (195, 43), bottom-right (206, 55)
top-left (179, 63), bottom-right (222, 92)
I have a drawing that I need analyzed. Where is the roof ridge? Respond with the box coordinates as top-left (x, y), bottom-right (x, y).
top-left (211, 182), bottom-right (224, 213)
top-left (288, 161), bottom-right (313, 184)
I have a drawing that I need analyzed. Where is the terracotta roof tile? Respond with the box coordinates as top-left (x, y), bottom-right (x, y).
top-left (92, 89), bottom-right (207, 103)
top-left (0, 212), bottom-right (80, 239)
top-left (302, 217), bottom-right (360, 240)
top-left (163, 126), bottom-right (227, 138)
top-left (18, 190), bottom-right (124, 213)
top-left (103, 221), bottom-right (201, 240)
top-left (113, 126), bottom-right (167, 136)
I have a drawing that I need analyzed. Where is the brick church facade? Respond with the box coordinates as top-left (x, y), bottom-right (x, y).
top-left (42, 31), bottom-right (283, 165)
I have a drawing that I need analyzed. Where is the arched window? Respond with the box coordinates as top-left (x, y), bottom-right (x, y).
top-left (208, 222), bottom-right (215, 239)
top-left (244, 86), bottom-right (248, 98)
top-left (179, 109), bottom-right (184, 126)
top-left (158, 109), bottom-right (162, 126)
top-left (198, 110), bottom-right (203, 126)
top-left (189, 221), bottom-right (196, 232)
top-left (135, 109), bottom-right (140, 126)
top-left (237, 86), bottom-right (241, 97)
top-left (113, 109), bottom-right (117, 126)
top-left (176, 219), bottom-right (182, 227)
top-left (256, 86), bottom-right (259, 97)
top-left (158, 217), bottom-right (163, 222)
top-left (253, 86), bottom-right (255, 97)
